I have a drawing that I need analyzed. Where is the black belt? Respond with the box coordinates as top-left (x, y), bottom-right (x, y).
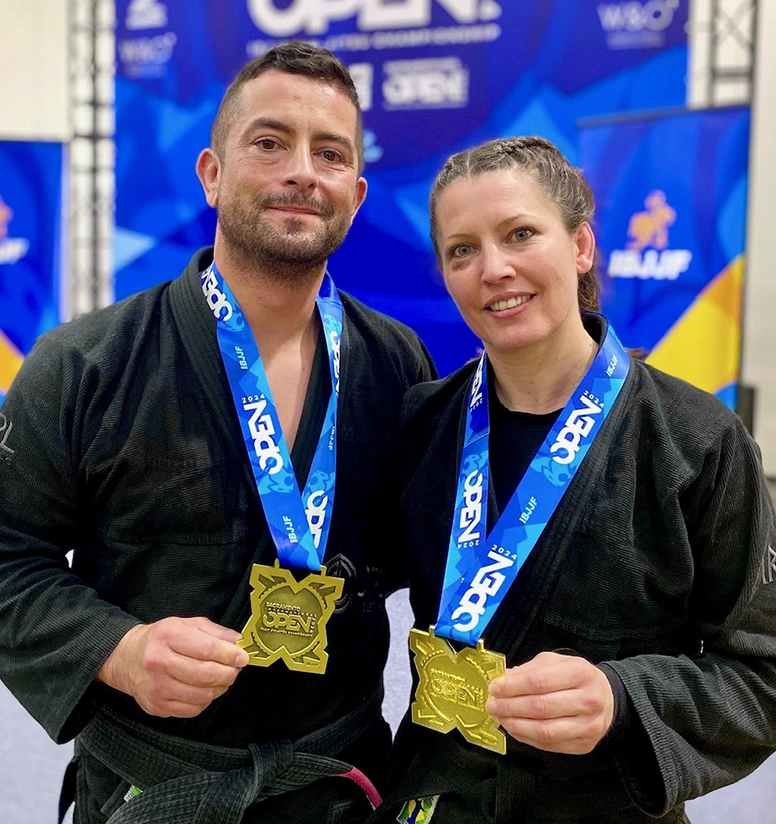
top-left (64, 687), bottom-right (384, 823)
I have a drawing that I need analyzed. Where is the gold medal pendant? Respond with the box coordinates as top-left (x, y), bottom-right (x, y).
top-left (410, 627), bottom-right (507, 754)
top-left (238, 561), bottom-right (343, 674)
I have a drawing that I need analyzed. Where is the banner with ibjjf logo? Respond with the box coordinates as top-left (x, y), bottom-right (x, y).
top-left (114, 0), bottom-right (689, 375)
top-left (0, 141), bottom-right (65, 405)
top-left (579, 106), bottom-right (750, 408)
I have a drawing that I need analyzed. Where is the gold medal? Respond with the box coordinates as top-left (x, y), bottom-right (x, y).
top-left (409, 627), bottom-right (506, 754)
top-left (238, 561), bottom-right (343, 674)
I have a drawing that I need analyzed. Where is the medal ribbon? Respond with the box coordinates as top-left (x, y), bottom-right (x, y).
top-left (201, 262), bottom-right (341, 572)
top-left (435, 322), bottom-right (630, 646)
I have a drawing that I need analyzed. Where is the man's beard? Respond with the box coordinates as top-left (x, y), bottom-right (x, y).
top-left (217, 191), bottom-right (352, 284)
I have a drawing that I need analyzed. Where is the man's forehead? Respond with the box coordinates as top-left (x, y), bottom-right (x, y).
top-left (241, 70), bottom-right (353, 108)
top-left (233, 72), bottom-right (358, 137)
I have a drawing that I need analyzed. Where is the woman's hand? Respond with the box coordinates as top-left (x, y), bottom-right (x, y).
top-left (485, 650), bottom-right (614, 754)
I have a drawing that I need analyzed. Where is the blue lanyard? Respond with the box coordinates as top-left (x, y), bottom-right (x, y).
top-left (201, 262), bottom-right (341, 572)
top-left (435, 322), bottom-right (630, 646)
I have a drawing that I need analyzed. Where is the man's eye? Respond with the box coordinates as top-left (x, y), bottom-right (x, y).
top-left (321, 149), bottom-right (343, 162)
top-left (257, 138), bottom-right (279, 150)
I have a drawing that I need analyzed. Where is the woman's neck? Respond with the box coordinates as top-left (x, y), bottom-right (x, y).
top-left (488, 320), bottom-right (598, 414)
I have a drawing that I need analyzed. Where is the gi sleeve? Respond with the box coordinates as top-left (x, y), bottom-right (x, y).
top-left (605, 417), bottom-right (776, 814)
top-left (0, 334), bottom-right (140, 743)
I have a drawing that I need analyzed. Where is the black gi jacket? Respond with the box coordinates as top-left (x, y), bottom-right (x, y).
top-left (0, 249), bottom-right (435, 821)
top-left (375, 318), bottom-right (776, 823)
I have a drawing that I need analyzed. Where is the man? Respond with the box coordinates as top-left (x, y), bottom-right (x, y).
top-left (0, 42), bottom-right (435, 824)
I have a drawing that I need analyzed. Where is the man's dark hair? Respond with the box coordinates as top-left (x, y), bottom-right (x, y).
top-left (210, 40), bottom-right (364, 173)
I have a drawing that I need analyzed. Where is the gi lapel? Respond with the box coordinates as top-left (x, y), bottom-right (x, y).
top-left (486, 369), bottom-right (636, 662)
top-left (167, 250), bottom-right (332, 630)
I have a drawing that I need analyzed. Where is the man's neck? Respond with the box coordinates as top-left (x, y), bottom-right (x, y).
top-left (212, 242), bottom-right (329, 451)
top-left (212, 241), bottom-right (325, 359)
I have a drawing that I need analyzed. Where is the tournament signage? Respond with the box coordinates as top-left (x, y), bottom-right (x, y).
top-left (580, 106), bottom-right (750, 408)
top-left (0, 140), bottom-right (64, 405)
top-left (115, 0), bottom-right (688, 375)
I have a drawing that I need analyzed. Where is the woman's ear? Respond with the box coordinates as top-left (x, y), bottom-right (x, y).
top-left (575, 222), bottom-right (596, 274)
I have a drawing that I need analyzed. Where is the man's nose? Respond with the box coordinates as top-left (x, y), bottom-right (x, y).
top-left (284, 146), bottom-right (317, 189)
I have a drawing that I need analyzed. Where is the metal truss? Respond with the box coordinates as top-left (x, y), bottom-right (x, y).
top-left (688, 0), bottom-right (757, 107)
top-left (68, 0), bottom-right (115, 319)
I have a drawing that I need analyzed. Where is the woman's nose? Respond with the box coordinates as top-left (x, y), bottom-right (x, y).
top-left (480, 244), bottom-right (513, 283)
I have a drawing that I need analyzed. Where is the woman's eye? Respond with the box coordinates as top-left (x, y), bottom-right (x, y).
top-left (512, 228), bottom-right (533, 241)
top-left (451, 244), bottom-right (474, 258)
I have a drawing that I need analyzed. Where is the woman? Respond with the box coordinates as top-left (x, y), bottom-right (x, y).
top-left (373, 137), bottom-right (776, 823)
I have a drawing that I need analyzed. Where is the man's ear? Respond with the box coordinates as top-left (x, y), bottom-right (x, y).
top-left (349, 176), bottom-right (368, 225)
top-left (196, 149), bottom-right (220, 208)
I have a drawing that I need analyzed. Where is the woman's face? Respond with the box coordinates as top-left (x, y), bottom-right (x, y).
top-left (435, 169), bottom-right (595, 360)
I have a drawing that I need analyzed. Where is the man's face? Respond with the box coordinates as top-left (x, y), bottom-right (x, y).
top-left (200, 70), bottom-right (367, 277)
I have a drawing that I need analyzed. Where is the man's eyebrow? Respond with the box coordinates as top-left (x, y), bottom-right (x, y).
top-left (314, 132), bottom-right (355, 153)
top-left (240, 117), bottom-right (292, 137)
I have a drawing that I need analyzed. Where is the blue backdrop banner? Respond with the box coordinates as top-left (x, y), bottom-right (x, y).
top-left (115, 0), bottom-right (688, 375)
top-left (580, 106), bottom-right (750, 408)
top-left (0, 140), bottom-right (65, 404)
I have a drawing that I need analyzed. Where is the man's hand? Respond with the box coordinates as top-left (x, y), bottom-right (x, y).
top-left (485, 651), bottom-right (614, 754)
top-left (97, 617), bottom-right (250, 718)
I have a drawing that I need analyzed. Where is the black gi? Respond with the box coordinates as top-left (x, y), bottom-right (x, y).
top-left (0, 248), bottom-right (436, 823)
top-left (373, 315), bottom-right (776, 823)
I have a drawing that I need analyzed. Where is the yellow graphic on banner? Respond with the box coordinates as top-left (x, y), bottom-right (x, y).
top-left (646, 255), bottom-right (744, 396)
top-left (627, 190), bottom-right (675, 251)
top-left (0, 329), bottom-right (23, 396)
top-left (607, 191), bottom-right (693, 281)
